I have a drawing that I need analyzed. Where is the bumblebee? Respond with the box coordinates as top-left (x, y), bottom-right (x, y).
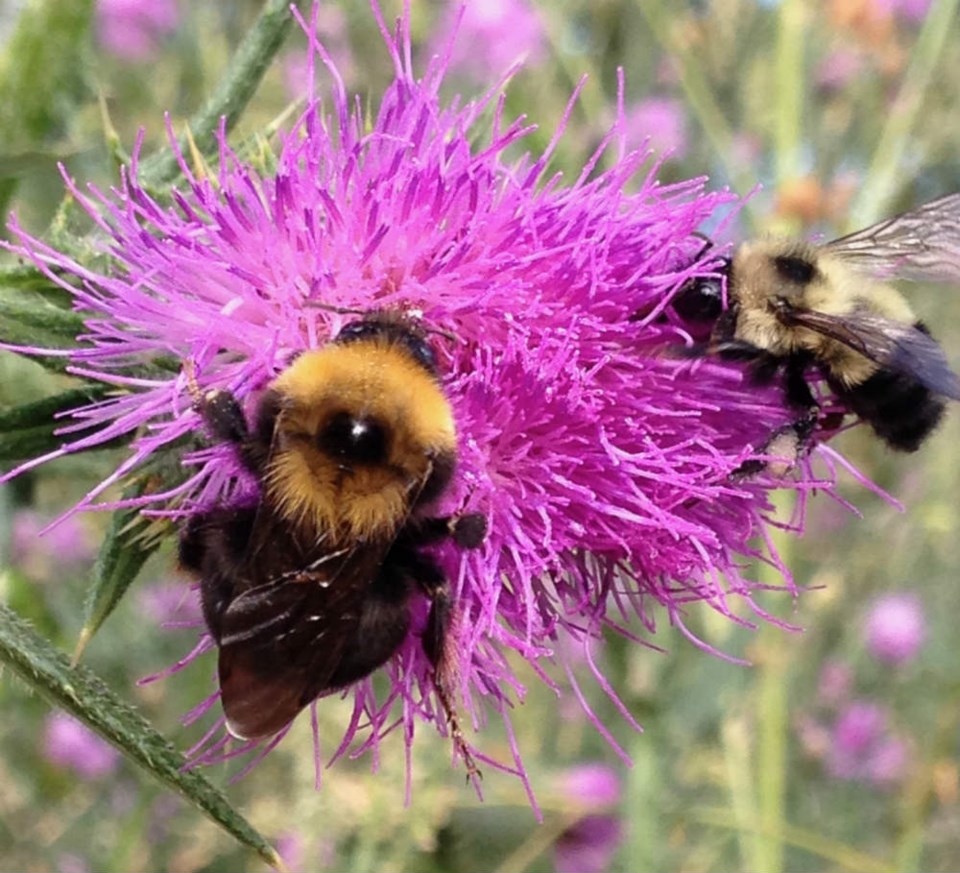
top-left (179, 313), bottom-right (486, 776)
top-left (673, 193), bottom-right (960, 457)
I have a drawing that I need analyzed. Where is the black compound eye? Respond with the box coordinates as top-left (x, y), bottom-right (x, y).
top-left (672, 277), bottom-right (724, 323)
top-left (317, 411), bottom-right (389, 465)
top-left (773, 255), bottom-right (816, 285)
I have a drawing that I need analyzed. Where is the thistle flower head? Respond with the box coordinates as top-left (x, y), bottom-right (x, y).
top-left (42, 712), bottom-right (121, 779)
top-left (5, 1), bottom-right (861, 798)
top-left (828, 701), bottom-right (909, 786)
top-left (864, 592), bottom-right (926, 665)
top-left (95, 0), bottom-right (179, 62)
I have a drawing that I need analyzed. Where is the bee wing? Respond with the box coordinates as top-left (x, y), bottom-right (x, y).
top-left (824, 193), bottom-right (960, 283)
top-left (217, 548), bottom-right (384, 741)
top-left (780, 307), bottom-right (960, 400)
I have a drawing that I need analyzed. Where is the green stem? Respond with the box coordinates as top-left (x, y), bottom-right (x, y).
top-left (754, 491), bottom-right (796, 873)
top-left (850, 0), bottom-right (960, 227)
top-left (722, 715), bottom-right (761, 869)
top-left (139, 0), bottom-right (309, 186)
top-left (774, 0), bottom-right (805, 187)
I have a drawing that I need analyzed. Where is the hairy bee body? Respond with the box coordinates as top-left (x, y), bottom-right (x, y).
top-left (180, 314), bottom-right (485, 772)
top-left (673, 193), bottom-right (960, 463)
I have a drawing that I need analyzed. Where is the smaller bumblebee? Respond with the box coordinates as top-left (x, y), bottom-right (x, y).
top-left (672, 193), bottom-right (960, 460)
top-left (179, 312), bottom-right (486, 776)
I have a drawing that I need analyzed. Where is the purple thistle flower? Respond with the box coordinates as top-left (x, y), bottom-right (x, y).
top-left (275, 831), bottom-right (306, 872)
top-left (432, 0), bottom-right (547, 81)
top-left (864, 592), bottom-right (926, 665)
top-left (554, 764), bottom-right (623, 873)
top-left (11, 510), bottom-right (96, 582)
top-left (559, 762), bottom-right (622, 808)
top-left (827, 701), bottom-right (909, 786)
top-left (5, 1), bottom-right (867, 798)
top-left (624, 97), bottom-right (689, 160)
top-left (555, 816), bottom-right (623, 873)
top-left (95, 0), bottom-right (179, 62)
top-left (42, 712), bottom-right (121, 779)
top-left (816, 659), bottom-right (854, 706)
top-left (871, 0), bottom-right (933, 22)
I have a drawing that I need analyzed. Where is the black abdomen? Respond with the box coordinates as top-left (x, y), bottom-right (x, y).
top-left (838, 368), bottom-right (945, 452)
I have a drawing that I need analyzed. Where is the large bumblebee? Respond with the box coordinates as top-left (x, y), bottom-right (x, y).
top-left (179, 313), bottom-right (486, 776)
top-left (673, 193), bottom-right (960, 454)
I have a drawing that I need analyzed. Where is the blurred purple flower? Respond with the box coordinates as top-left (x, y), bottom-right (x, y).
top-left (56, 855), bottom-right (90, 873)
top-left (816, 48), bottom-right (864, 91)
top-left (560, 763), bottom-right (622, 808)
top-left (816, 660), bottom-right (854, 706)
top-left (624, 97), bottom-right (688, 160)
top-left (5, 1), bottom-right (865, 798)
top-left (11, 510), bottom-right (95, 582)
top-left (137, 580), bottom-right (202, 626)
top-left (554, 764), bottom-right (622, 872)
top-left (864, 593), bottom-right (926, 665)
top-left (42, 712), bottom-right (120, 779)
top-left (433, 0), bottom-right (547, 80)
top-left (96, 0), bottom-right (178, 62)
top-left (555, 815), bottom-right (623, 873)
top-left (146, 795), bottom-right (181, 845)
top-left (276, 831), bottom-right (306, 871)
top-left (872, 0), bottom-right (932, 22)
top-left (828, 701), bottom-right (908, 785)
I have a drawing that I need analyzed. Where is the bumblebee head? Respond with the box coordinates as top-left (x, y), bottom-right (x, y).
top-left (672, 257), bottom-right (730, 326)
top-left (263, 316), bottom-right (457, 540)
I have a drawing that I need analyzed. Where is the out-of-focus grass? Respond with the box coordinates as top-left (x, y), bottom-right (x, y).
top-left (1, 1), bottom-right (959, 871)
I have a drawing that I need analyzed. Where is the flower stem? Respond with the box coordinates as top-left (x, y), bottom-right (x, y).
top-left (754, 491), bottom-right (796, 873)
top-left (850, 0), bottom-right (960, 227)
top-left (139, 0), bottom-right (309, 186)
top-left (773, 0), bottom-right (805, 188)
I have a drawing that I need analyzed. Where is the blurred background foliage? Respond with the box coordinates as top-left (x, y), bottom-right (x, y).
top-left (1, 0), bottom-right (959, 870)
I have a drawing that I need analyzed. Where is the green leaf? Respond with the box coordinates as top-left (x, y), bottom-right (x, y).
top-left (0, 603), bottom-right (283, 870)
top-left (0, 0), bottom-right (95, 213)
top-left (0, 0), bottom-right (94, 148)
top-left (0, 284), bottom-right (85, 336)
top-left (0, 386), bottom-right (112, 462)
top-left (75, 497), bottom-right (163, 659)
top-left (0, 284), bottom-right (85, 373)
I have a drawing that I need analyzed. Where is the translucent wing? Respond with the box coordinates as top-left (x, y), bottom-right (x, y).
top-left (779, 307), bottom-right (960, 400)
top-left (218, 545), bottom-right (388, 741)
top-left (825, 192), bottom-right (960, 283)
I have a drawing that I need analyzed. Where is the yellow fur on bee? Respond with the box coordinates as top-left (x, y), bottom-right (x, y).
top-left (263, 339), bottom-right (457, 541)
top-left (733, 239), bottom-right (918, 387)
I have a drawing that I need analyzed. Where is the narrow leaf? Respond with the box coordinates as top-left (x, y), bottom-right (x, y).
top-left (0, 386), bottom-right (111, 462)
top-left (0, 603), bottom-right (282, 870)
top-left (0, 285), bottom-right (86, 337)
top-left (76, 499), bottom-right (162, 660)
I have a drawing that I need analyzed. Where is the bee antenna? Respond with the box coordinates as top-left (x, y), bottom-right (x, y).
top-left (304, 301), bottom-right (367, 317)
top-left (422, 324), bottom-right (458, 344)
top-left (691, 231), bottom-right (716, 260)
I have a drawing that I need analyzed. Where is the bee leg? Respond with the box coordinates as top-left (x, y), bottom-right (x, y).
top-left (410, 556), bottom-right (481, 782)
top-left (782, 353), bottom-right (817, 411)
top-left (183, 361), bottom-right (248, 444)
top-left (403, 513), bottom-right (488, 550)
